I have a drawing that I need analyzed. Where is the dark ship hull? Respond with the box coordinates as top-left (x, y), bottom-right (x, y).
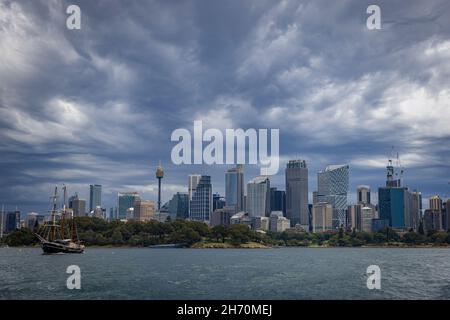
top-left (41, 241), bottom-right (84, 254)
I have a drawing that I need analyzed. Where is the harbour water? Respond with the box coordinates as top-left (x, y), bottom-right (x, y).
top-left (1, 247), bottom-right (449, 300)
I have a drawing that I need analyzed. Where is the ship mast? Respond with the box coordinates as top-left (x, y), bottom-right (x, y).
top-left (50, 186), bottom-right (59, 241)
top-left (61, 185), bottom-right (67, 239)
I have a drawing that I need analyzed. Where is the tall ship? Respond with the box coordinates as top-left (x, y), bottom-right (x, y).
top-left (35, 186), bottom-right (85, 254)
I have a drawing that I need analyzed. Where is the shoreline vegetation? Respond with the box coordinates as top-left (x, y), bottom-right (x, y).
top-left (2, 217), bottom-right (450, 249)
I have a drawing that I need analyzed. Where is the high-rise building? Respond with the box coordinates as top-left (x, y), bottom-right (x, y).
top-left (213, 193), bottom-right (226, 212)
top-left (188, 174), bottom-right (202, 215)
top-left (133, 200), bottom-right (155, 221)
top-left (312, 202), bottom-right (333, 233)
top-left (5, 211), bottom-right (20, 233)
top-left (69, 193), bottom-right (86, 217)
top-left (118, 192), bottom-right (140, 220)
top-left (423, 209), bottom-right (442, 232)
top-left (347, 204), bottom-right (362, 231)
top-left (189, 175), bottom-right (212, 222)
top-left (225, 165), bottom-right (244, 213)
top-left (444, 199), bottom-right (450, 231)
top-left (361, 206), bottom-right (374, 232)
top-left (317, 165), bottom-right (349, 229)
top-left (285, 160), bottom-right (309, 227)
top-left (409, 190), bottom-right (422, 230)
top-left (246, 176), bottom-right (270, 217)
top-left (89, 184), bottom-right (102, 212)
top-left (270, 188), bottom-right (286, 213)
top-left (378, 160), bottom-right (419, 230)
top-left (429, 195), bottom-right (443, 211)
top-left (168, 192), bottom-right (189, 219)
top-left (357, 185), bottom-right (371, 205)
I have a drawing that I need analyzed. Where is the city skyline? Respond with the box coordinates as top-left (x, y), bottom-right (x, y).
top-left (1, 0), bottom-right (450, 213)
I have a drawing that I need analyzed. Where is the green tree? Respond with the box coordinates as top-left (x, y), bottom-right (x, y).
top-left (5, 228), bottom-right (38, 246)
top-left (211, 225), bottom-right (229, 243)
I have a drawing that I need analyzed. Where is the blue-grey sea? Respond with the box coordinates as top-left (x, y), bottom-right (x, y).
top-left (1, 247), bottom-right (449, 299)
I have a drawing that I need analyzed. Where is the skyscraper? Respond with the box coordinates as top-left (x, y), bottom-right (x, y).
top-left (69, 193), bottom-right (86, 217)
top-left (312, 202), bottom-right (333, 233)
top-left (429, 195), bottom-right (443, 211)
top-left (168, 192), bottom-right (189, 219)
top-left (89, 184), bottom-right (102, 212)
top-left (225, 165), bottom-right (244, 213)
top-left (189, 175), bottom-right (212, 222)
top-left (285, 160), bottom-right (308, 227)
top-left (378, 159), bottom-right (418, 230)
top-left (118, 192), bottom-right (140, 220)
top-left (270, 187), bottom-right (286, 213)
top-left (188, 174), bottom-right (202, 215)
top-left (246, 176), bottom-right (270, 218)
top-left (317, 165), bottom-right (349, 229)
top-left (357, 185), bottom-right (371, 205)
top-left (213, 193), bottom-right (226, 211)
top-left (444, 199), bottom-right (450, 231)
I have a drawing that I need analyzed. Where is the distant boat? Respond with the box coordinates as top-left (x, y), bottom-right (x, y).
top-left (35, 186), bottom-right (84, 254)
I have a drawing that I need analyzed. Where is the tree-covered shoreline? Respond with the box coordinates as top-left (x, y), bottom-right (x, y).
top-left (2, 217), bottom-right (450, 248)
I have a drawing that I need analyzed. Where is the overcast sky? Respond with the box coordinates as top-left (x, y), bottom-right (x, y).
top-left (1, 0), bottom-right (450, 214)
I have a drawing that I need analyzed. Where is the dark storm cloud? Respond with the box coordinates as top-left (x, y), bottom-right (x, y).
top-left (1, 0), bottom-right (450, 213)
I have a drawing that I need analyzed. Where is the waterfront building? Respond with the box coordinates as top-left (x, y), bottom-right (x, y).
top-left (252, 216), bottom-right (270, 231)
top-left (133, 200), bottom-right (156, 222)
top-left (269, 211), bottom-right (291, 232)
top-left (317, 164), bottom-right (349, 229)
top-left (89, 184), bottom-right (102, 212)
top-left (230, 211), bottom-right (252, 227)
top-left (69, 193), bottom-right (86, 217)
top-left (443, 199), bottom-right (450, 231)
top-left (378, 159), bottom-right (421, 230)
top-left (372, 218), bottom-right (389, 232)
top-left (270, 188), bottom-right (286, 214)
top-left (285, 160), bottom-right (309, 227)
top-left (246, 176), bottom-right (271, 218)
top-left (210, 206), bottom-right (235, 226)
top-left (5, 211), bottom-right (20, 233)
top-left (188, 174), bottom-right (202, 215)
top-left (312, 202), bottom-right (333, 233)
top-left (118, 192), bottom-right (140, 220)
top-left (361, 206), bottom-right (375, 232)
top-left (424, 209), bottom-right (443, 232)
top-left (168, 192), bottom-right (189, 219)
top-left (225, 165), bottom-right (244, 213)
top-left (347, 204), bottom-right (362, 231)
top-left (189, 175), bottom-right (212, 222)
